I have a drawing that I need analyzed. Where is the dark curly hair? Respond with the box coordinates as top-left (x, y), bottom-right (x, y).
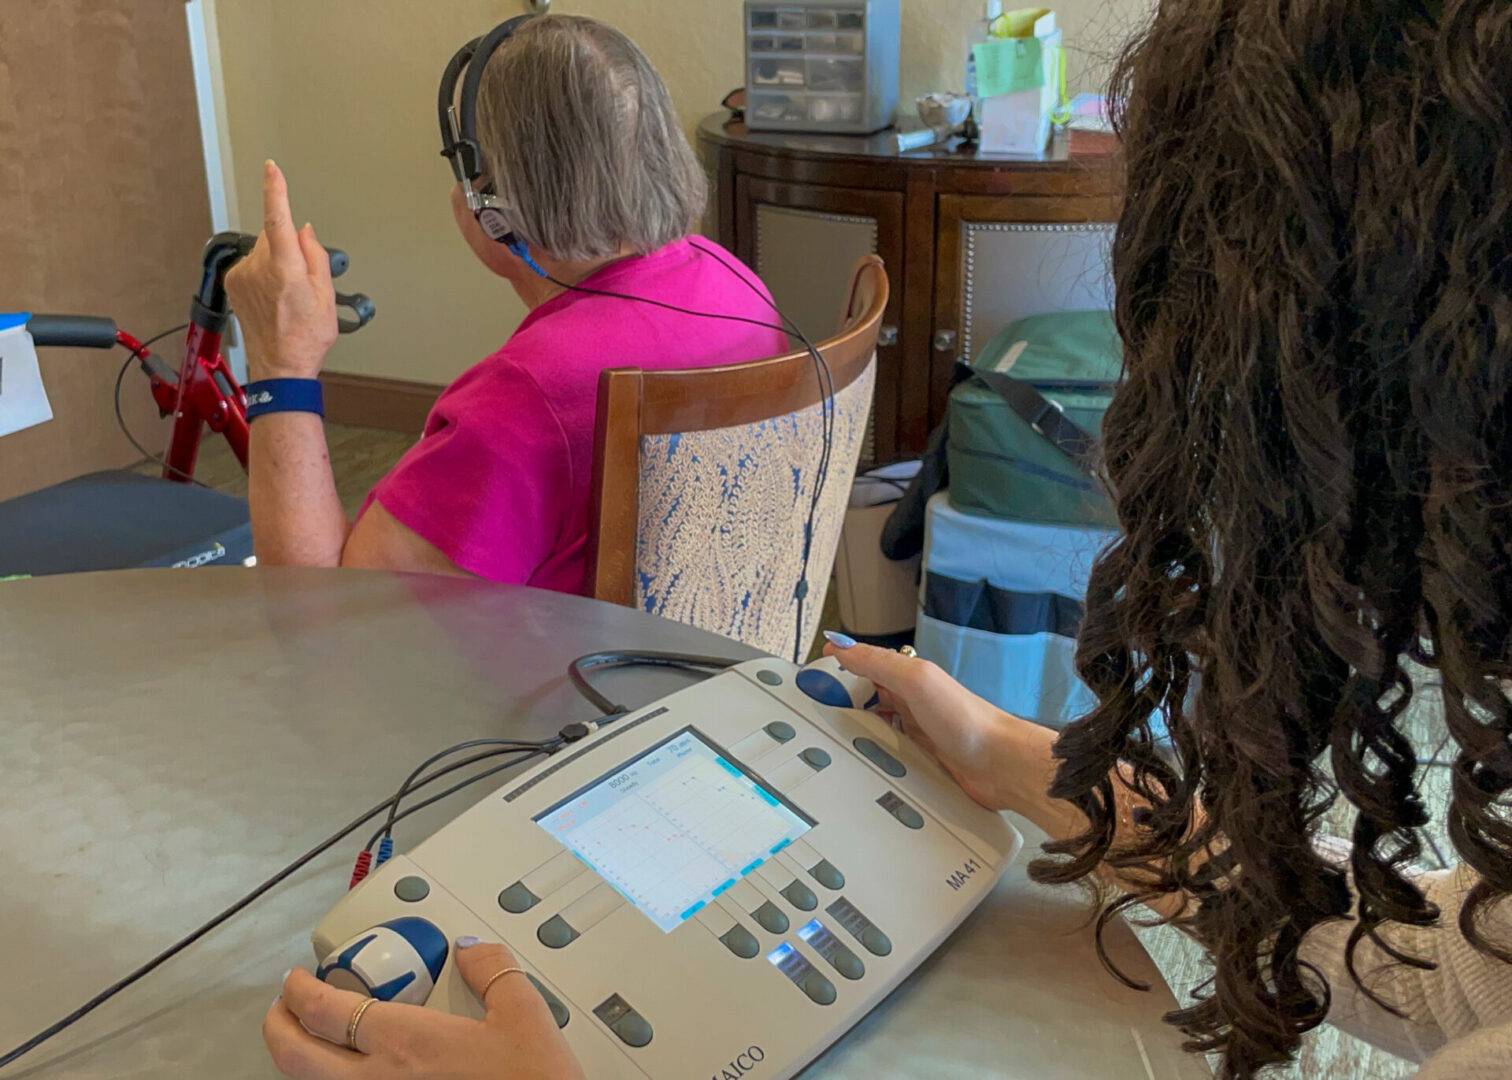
top-left (1030, 0), bottom-right (1512, 1075)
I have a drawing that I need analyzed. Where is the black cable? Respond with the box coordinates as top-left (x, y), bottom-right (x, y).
top-left (111, 323), bottom-right (211, 488)
top-left (370, 740), bottom-right (555, 851)
top-left (567, 649), bottom-right (739, 716)
top-left (368, 749), bottom-right (548, 851)
top-left (0, 739), bottom-right (565, 1071)
top-left (544, 241), bottom-right (840, 662)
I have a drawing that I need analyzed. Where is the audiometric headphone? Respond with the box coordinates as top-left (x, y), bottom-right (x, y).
top-left (437, 14), bottom-right (548, 276)
top-left (436, 16), bottom-right (842, 663)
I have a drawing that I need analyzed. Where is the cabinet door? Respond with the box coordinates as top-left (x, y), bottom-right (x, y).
top-left (735, 177), bottom-right (904, 462)
top-left (931, 194), bottom-right (1118, 429)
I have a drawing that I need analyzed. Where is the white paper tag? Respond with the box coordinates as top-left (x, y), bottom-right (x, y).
top-left (0, 323), bottom-right (55, 437)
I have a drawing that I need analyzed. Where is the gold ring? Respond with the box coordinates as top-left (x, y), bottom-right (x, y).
top-left (481, 966), bottom-right (528, 1000)
top-left (899, 645), bottom-right (918, 659)
top-left (345, 996), bottom-right (378, 1052)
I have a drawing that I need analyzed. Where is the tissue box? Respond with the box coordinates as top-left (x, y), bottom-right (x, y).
top-left (975, 14), bottom-right (1061, 155)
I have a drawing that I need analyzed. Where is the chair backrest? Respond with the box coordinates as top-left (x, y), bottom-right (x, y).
top-left (588, 254), bottom-right (889, 658)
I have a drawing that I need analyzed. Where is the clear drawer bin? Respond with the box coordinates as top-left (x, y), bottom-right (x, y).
top-left (807, 57), bottom-right (863, 91)
top-left (751, 58), bottom-right (806, 88)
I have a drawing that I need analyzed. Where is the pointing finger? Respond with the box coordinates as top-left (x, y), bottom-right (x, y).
top-left (262, 160), bottom-right (301, 264)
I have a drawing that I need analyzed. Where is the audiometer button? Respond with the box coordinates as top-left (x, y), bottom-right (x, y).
top-left (752, 901), bottom-right (790, 934)
top-left (829, 945), bottom-right (865, 981)
top-left (781, 880), bottom-right (818, 911)
top-left (876, 790), bottom-right (923, 829)
top-left (595, 993), bottom-right (653, 1048)
top-left (536, 914), bottom-right (579, 949)
top-left (853, 736), bottom-right (906, 777)
top-left (393, 876), bottom-right (430, 902)
top-left (757, 669), bottom-right (784, 686)
top-left (764, 720), bottom-right (796, 743)
top-left (497, 881), bottom-right (539, 914)
top-left (799, 747), bottom-right (831, 770)
top-left (810, 859), bottom-right (845, 890)
top-left (860, 926), bottom-right (892, 956)
top-left (527, 974), bottom-right (571, 1029)
top-left (720, 924), bottom-right (760, 959)
top-left (801, 970), bottom-right (837, 1006)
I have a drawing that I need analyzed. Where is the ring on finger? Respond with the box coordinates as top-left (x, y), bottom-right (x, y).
top-left (481, 966), bottom-right (528, 1001)
top-left (899, 645), bottom-right (918, 659)
top-left (346, 997), bottom-right (378, 1052)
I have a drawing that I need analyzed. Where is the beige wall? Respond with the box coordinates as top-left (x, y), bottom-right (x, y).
top-left (215, 0), bottom-right (1148, 386)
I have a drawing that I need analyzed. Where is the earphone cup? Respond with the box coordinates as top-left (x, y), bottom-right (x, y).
top-left (476, 206), bottom-right (515, 243)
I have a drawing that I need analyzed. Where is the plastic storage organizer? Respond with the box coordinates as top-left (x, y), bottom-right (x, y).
top-left (744, 0), bottom-right (900, 134)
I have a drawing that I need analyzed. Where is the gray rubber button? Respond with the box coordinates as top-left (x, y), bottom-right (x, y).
top-left (802, 970), bottom-right (837, 1005)
top-left (782, 880), bottom-right (818, 911)
top-left (860, 925), bottom-right (892, 956)
top-left (753, 901), bottom-right (789, 934)
top-left (892, 801), bottom-right (924, 830)
top-left (764, 720), bottom-right (796, 743)
top-left (498, 881), bottom-right (539, 914)
top-left (720, 924), bottom-right (760, 959)
top-left (830, 945), bottom-right (865, 981)
top-left (853, 736), bottom-right (906, 777)
top-left (537, 914), bottom-right (579, 949)
top-left (757, 670), bottom-right (784, 686)
top-left (527, 975), bottom-right (571, 1029)
top-left (811, 859), bottom-right (845, 890)
top-left (393, 876), bottom-right (429, 902)
top-left (799, 747), bottom-right (831, 770)
top-left (611, 1012), bottom-right (654, 1048)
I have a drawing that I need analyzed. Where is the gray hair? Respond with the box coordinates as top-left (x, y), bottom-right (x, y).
top-left (475, 15), bottom-right (707, 261)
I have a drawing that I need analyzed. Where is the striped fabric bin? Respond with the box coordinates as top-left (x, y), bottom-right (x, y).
top-left (914, 492), bottom-right (1115, 729)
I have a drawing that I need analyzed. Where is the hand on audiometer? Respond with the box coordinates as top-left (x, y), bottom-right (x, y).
top-left (226, 160), bottom-right (339, 383)
top-left (264, 938), bottom-right (585, 1080)
top-left (823, 638), bottom-right (1020, 812)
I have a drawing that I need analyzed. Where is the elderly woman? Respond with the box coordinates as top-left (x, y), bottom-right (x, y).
top-left (227, 15), bottom-right (785, 589)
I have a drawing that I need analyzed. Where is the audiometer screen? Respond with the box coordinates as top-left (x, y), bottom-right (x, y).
top-left (535, 728), bottom-right (813, 932)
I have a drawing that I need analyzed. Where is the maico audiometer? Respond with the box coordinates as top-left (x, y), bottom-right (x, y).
top-left (312, 656), bottom-right (1023, 1078)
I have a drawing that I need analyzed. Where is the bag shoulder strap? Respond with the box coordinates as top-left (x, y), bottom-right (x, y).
top-left (972, 368), bottom-right (1099, 472)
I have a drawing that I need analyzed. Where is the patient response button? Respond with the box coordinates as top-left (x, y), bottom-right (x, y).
top-left (810, 859), bottom-right (845, 890)
top-left (801, 970), bottom-right (837, 1006)
top-left (720, 924), bottom-right (760, 959)
top-left (537, 914), bottom-right (579, 949)
top-left (764, 720), bottom-right (796, 743)
top-left (393, 876), bottom-right (429, 902)
top-left (498, 881), bottom-right (539, 914)
top-left (799, 747), bottom-right (831, 770)
top-left (753, 901), bottom-right (790, 934)
top-left (853, 737), bottom-right (906, 777)
top-left (781, 880), bottom-right (818, 911)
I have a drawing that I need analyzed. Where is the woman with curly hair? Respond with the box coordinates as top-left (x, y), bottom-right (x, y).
top-left (827, 1), bottom-right (1512, 1077)
top-left (261, 0), bottom-right (1510, 1077)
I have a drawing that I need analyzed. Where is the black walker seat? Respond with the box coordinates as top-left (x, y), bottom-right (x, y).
top-left (0, 470), bottom-right (252, 576)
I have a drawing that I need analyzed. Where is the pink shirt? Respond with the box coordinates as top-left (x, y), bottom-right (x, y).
top-left (361, 238), bottom-right (789, 593)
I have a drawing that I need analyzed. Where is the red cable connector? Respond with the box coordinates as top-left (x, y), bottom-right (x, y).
top-left (349, 849), bottom-right (373, 890)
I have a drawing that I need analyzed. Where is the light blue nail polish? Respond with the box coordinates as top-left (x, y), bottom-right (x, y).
top-left (823, 630), bottom-right (857, 649)
top-left (455, 935), bottom-right (482, 949)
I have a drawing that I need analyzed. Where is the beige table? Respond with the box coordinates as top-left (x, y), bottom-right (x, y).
top-left (0, 569), bottom-right (1206, 1079)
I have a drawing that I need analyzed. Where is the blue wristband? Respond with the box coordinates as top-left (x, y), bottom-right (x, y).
top-left (243, 378), bottom-right (324, 421)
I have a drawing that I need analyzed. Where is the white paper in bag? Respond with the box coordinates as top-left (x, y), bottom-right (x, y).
top-left (0, 323), bottom-right (55, 437)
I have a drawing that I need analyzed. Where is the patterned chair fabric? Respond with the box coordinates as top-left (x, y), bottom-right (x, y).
top-left (634, 360), bottom-right (876, 658)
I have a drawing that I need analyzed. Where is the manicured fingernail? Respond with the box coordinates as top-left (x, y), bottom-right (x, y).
top-left (824, 631), bottom-right (857, 648)
top-left (280, 968), bottom-right (292, 983)
top-left (265, 158), bottom-right (275, 171)
top-left (455, 935), bottom-right (482, 948)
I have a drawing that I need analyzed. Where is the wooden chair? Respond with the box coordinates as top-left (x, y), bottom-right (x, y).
top-left (587, 254), bottom-right (889, 659)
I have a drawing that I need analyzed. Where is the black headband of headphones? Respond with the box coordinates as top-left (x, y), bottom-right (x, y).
top-left (437, 14), bottom-right (535, 183)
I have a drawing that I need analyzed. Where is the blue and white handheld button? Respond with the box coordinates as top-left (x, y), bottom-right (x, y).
top-left (794, 657), bottom-right (879, 711)
top-left (316, 917), bottom-right (448, 1006)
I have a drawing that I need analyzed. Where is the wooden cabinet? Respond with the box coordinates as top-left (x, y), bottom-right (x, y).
top-left (698, 115), bottom-right (1120, 462)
